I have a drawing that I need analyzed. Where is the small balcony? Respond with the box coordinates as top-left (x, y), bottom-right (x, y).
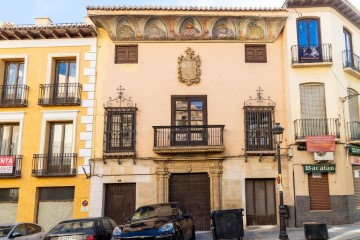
top-left (153, 125), bottom-right (225, 154)
top-left (343, 50), bottom-right (360, 78)
top-left (294, 118), bottom-right (340, 141)
top-left (0, 85), bottom-right (29, 107)
top-left (32, 153), bottom-right (77, 177)
top-left (291, 44), bottom-right (332, 67)
top-left (347, 121), bottom-right (360, 144)
top-left (0, 155), bottom-right (22, 178)
top-left (38, 83), bottom-right (82, 106)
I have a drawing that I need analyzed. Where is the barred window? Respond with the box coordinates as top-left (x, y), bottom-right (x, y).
top-left (104, 107), bottom-right (136, 157)
top-left (244, 106), bottom-right (274, 153)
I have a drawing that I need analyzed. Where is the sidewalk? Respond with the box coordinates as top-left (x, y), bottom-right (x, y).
top-left (195, 222), bottom-right (360, 240)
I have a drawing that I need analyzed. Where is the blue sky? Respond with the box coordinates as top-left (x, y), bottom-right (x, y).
top-left (0, 0), bottom-right (360, 24)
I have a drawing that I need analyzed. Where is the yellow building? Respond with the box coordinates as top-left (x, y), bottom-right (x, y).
top-left (0, 18), bottom-right (97, 230)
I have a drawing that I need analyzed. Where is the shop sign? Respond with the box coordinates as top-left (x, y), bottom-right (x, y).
top-left (306, 135), bottom-right (335, 152)
top-left (352, 156), bottom-right (360, 165)
top-left (349, 146), bottom-right (360, 156)
top-left (0, 156), bottom-right (15, 174)
top-left (303, 164), bottom-right (336, 173)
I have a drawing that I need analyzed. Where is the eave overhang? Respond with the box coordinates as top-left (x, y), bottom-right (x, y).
top-left (87, 5), bottom-right (288, 42)
top-left (0, 23), bottom-right (98, 41)
top-left (286, 0), bottom-right (360, 29)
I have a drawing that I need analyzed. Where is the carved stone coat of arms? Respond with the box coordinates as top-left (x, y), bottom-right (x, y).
top-left (178, 47), bottom-right (201, 86)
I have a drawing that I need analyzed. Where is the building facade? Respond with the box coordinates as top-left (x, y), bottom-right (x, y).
top-left (0, 18), bottom-right (97, 230)
top-left (87, 6), bottom-right (291, 230)
top-left (284, 0), bottom-right (360, 225)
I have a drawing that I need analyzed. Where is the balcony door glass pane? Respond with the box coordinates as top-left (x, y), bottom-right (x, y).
top-left (300, 84), bottom-right (326, 135)
top-left (55, 61), bottom-right (76, 99)
top-left (4, 63), bottom-right (24, 100)
top-left (348, 89), bottom-right (359, 122)
top-left (49, 123), bottom-right (73, 154)
top-left (0, 124), bottom-right (19, 155)
top-left (68, 62), bottom-right (76, 84)
top-left (344, 29), bottom-right (352, 65)
top-left (297, 19), bottom-right (320, 60)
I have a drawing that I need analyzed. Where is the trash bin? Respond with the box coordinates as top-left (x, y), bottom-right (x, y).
top-left (211, 208), bottom-right (244, 240)
top-left (304, 222), bottom-right (328, 240)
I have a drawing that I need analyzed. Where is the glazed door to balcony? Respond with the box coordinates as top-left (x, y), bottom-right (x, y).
top-left (54, 61), bottom-right (76, 101)
top-left (3, 62), bottom-right (24, 102)
top-left (297, 18), bottom-right (321, 62)
top-left (0, 124), bottom-right (19, 156)
top-left (344, 28), bottom-right (353, 66)
top-left (171, 96), bottom-right (207, 146)
top-left (48, 122), bottom-right (73, 173)
top-left (300, 83), bottom-right (327, 136)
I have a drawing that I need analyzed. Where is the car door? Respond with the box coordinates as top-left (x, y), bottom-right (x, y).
top-left (9, 224), bottom-right (27, 240)
top-left (101, 219), bottom-right (114, 240)
top-left (178, 205), bottom-right (191, 240)
top-left (26, 224), bottom-right (46, 240)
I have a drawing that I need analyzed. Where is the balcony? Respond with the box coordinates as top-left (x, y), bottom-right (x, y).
top-left (343, 50), bottom-right (360, 78)
top-left (291, 44), bottom-right (332, 67)
top-left (0, 85), bottom-right (29, 107)
top-left (0, 155), bottom-right (22, 178)
top-left (294, 118), bottom-right (340, 141)
top-left (347, 121), bottom-right (360, 144)
top-left (38, 83), bottom-right (82, 106)
top-left (153, 125), bottom-right (225, 154)
top-left (32, 153), bottom-right (77, 177)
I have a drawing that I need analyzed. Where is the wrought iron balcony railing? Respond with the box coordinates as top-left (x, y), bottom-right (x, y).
top-left (0, 85), bottom-right (29, 107)
top-left (0, 155), bottom-right (22, 178)
top-left (32, 153), bottom-right (77, 177)
top-left (38, 83), bottom-right (82, 106)
top-left (291, 44), bottom-right (332, 64)
top-left (347, 121), bottom-right (360, 141)
top-left (294, 118), bottom-right (340, 140)
top-left (153, 125), bottom-right (225, 153)
top-left (343, 50), bottom-right (360, 74)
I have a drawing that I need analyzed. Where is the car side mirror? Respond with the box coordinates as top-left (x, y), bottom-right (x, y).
top-left (11, 232), bottom-right (23, 238)
top-left (124, 217), bottom-right (131, 223)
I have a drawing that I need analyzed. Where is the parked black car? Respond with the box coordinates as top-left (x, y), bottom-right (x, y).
top-left (112, 202), bottom-right (195, 240)
top-left (44, 217), bottom-right (117, 240)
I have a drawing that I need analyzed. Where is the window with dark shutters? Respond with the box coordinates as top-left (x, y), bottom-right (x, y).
top-left (115, 45), bottom-right (138, 64)
top-left (308, 173), bottom-right (331, 210)
top-left (245, 44), bottom-right (267, 63)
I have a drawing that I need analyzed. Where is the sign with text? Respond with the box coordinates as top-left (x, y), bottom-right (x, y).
top-left (349, 146), bottom-right (360, 156)
top-left (0, 156), bottom-right (15, 174)
top-left (351, 156), bottom-right (360, 165)
top-left (306, 135), bottom-right (335, 152)
top-left (303, 164), bottom-right (336, 173)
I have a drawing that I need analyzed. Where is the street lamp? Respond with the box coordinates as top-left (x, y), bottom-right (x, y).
top-left (272, 123), bottom-right (289, 240)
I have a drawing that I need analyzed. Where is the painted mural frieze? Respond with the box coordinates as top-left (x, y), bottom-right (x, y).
top-left (178, 47), bottom-right (201, 86)
top-left (91, 15), bottom-right (286, 42)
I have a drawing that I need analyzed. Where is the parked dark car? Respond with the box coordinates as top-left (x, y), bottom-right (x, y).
top-left (0, 223), bottom-right (46, 240)
top-left (112, 202), bottom-right (195, 240)
top-left (44, 217), bottom-right (117, 240)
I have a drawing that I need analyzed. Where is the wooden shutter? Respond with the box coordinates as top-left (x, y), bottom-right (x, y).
top-left (353, 166), bottom-right (360, 208)
top-left (308, 173), bottom-right (331, 210)
top-left (115, 45), bottom-right (138, 64)
top-left (245, 45), bottom-right (267, 63)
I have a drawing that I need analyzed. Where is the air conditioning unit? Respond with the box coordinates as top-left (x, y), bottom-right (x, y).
top-left (313, 152), bottom-right (334, 161)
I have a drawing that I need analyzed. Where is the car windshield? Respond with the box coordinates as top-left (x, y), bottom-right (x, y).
top-left (0, 225), bottom-right (13, 237)
top-left (131, 204), bottom-right (178, 221)
top-left (49, 220), bottom-right (95, 234)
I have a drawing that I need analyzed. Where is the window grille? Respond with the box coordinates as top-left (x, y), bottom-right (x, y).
top-left (104, 107), bottom-right (136, 158)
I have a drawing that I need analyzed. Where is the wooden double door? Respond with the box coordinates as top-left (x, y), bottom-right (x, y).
top-left (246, 179), bottom-right (276, 225)
top-left (169, 173), bottom-right (211, 231)
top-left (104, 183), bottom-right (136, 225)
